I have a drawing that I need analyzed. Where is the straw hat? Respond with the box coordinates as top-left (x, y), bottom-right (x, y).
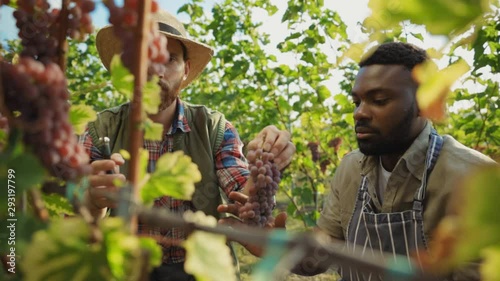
top-left (95, 10), bottom-right (214, 89)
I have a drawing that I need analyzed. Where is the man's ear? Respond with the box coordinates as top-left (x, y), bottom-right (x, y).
top-left (184, 60), bottom-right (191, 81)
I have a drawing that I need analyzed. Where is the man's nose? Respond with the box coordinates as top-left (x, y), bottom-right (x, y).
top-left (354, 102), bottom-right (371, 121)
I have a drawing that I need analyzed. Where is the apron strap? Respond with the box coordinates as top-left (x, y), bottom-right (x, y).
top-left (413, 129), bottom-right (444, 207)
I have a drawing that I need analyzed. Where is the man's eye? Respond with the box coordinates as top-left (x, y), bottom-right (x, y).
top-left (374, 99), bottom-right (389, 105)
top-left (352, 100), bottom-right (360, 107)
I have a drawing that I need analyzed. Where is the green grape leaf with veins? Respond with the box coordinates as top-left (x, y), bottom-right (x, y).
top-left (141, 151), bottom-right (201, 205)
top-left (21, 217), bottom-right (162, 281)
top-left (182, 211), bottom-right (236, 281)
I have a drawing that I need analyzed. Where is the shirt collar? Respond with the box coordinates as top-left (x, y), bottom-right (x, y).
top-left (166, 98), bottom-right (191, 135)
top-left (359, 121), bottom-right (432, 181)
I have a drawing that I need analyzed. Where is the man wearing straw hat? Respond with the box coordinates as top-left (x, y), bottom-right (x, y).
top-left (80, 10), bottom-right (295, 281)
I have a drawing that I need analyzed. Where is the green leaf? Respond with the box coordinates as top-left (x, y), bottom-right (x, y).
top-left (1, 152), bottom-right (46, 193)
top-left (110, 55), bottom-right (134, 99)
top-left (137, 148), bottom-right (149, 189)
top-left (182, 211), bottom-right (236, 281)
top-left (414, 59), bottom-right (470, 121)
top-left (143, 76), bottom-right (161, 115)
top-left (442, 166), bottom-right (500, 267)
top-left (69, 104), bottom-right (97, 135)
top-left (102, 219), bottom-right (141, 280)
top-left (21, 218), bottom-right (113, 281)
top-left (481, 247), bottom-right (500, 281)
top-left (367, 0), bottom-right (488, 35)
top-left (0, 130), bottom-right (6, 149)
top-left (42, 193), bottom-right (75, 217)
top-left (141, 151), bottom-right (201, 205)
top-left (6, 0), bottom-right (17, 8)
top-left (411, 32), bottom-right (424, 41)
top-left (142, 118), bottom-right (163, 141)
top-left (138, 237), bottom-right (163, 270)
top-left (0, 214), bottom-right (46, 254)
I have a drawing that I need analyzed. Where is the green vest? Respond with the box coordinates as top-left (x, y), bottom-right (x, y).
top-left (87, 102), bottom-right (227, 218)
top-left (87, 102), bottom-right (241, 278)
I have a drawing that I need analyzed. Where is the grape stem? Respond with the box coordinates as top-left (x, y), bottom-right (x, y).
top-left (56, 0), bottom-right (69, 71)
top-left (137, 207), bottom-right (442, 281)
top-left (126, 0), bottom-right (153, 234)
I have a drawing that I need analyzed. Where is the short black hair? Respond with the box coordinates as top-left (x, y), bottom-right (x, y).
top-left (359, 42), bottom-right (428, 71)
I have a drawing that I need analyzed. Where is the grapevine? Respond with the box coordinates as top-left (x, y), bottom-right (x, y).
top-left (0, 0), bottom-right (95, 180)
top-left (1, 58), bottom-right (91, 180)
top-left (12, 0), bottom-right (95, 63)
top-left (239, 149), bottom-right (281, 227)
top-left (104, 0), bottom-right (168, 79)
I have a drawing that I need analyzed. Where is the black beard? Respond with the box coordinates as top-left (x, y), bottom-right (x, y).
top-left (357, 105), bottom-right (416, 156)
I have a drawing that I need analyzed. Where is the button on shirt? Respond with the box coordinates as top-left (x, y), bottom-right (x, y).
top-left (80, 99), bottom-right (249, 263)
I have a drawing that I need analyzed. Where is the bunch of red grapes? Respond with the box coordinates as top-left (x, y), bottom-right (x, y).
top-left (12, 0), bottom-right (95, 63)
top-left (105, 0), bottom-right (169, 78)
top-left (239, 149), bottom-right (281, 227)
top-left (0, 0), bottom-right (95, 180)
top-left (1, 58), bottom-right (91, 180)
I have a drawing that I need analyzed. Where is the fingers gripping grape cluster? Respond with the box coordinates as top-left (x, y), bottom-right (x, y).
top-left (1, 58), bottom-right (91, 181)
top-left (239, 149), bottom-right (281, 227)
top-left (13, 0), bottom-right (95, 63)
top-left (105, 0), bottom-right (169, 79)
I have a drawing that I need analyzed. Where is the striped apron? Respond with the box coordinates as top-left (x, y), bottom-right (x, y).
top-left (341, 130), bottom-right (443, 281)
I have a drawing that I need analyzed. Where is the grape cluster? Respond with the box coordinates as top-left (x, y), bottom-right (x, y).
top-left (1, 58), bottom-right (91, 181)
top-left (13, 0), bottom-right (95, 63)
top-left (14, 0), bottom-right (58, 63)
top-left (54, 0), bottom-right (96, 41)
top-left (105, 0), bottom-right (169, 79)
top-left (307, 141), bottom-right (320, 162)
top-left (239, 149), bottom-right (281, 227)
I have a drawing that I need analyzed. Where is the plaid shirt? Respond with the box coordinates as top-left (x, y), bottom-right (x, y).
top-left (80, 99), bottom-right (249, 263)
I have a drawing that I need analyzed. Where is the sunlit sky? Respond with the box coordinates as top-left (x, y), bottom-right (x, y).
top-left (1, 0), bottom-right (482, 95)
top-left (1, 0), bottom-right (455, 67)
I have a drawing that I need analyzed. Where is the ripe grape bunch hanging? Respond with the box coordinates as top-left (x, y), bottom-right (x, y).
top-left (239, 149), bottom-right (281, 227)
top-left (0, 0), bottom-right (95, 180)
top-left (105, 0), bottom-right (168, 78)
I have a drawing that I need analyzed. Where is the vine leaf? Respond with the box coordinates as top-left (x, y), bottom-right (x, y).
top-left (140, 151), bottom-right (201, 205)
top-left (449, 166), bottom-right (500, 265)
top-left (109, 56), bottom-right (160, 115)
top-left (137, 148), bottom-right (150, 189)
top-left (142, 117), bottom-right (163, 141)
top-left (421, 165), bottom-right (500, 275)
top-left (143, 76), bottom-right (161, 115)
top-left (0, 152), bottom-right (45, 194)
top-left (182, 211), bottom-right (236, 281)
top-left (102, 218), bottom-right (162, 280)
top-left (69, 104), bottom-right (97, 135)
top-left (21, 218), bottom-right (112, 281)
top-left (481, 247), bottom-right (500, 281)
top-left (367, 0), bottom-right (488, 35)
top-left (110, 55), bottom-right (134, 99)
top-left (413, 59), bottom-right (470, 121)
top-left (41, 193), bottom-right (75, 216)
top-left (0, 130), bottom-right (6, 149)
top-left (21, 217), bottom-right (162, 281)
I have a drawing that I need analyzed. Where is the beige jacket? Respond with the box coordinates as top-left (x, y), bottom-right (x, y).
top-left (317, 122), bottom-right (496, 279)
